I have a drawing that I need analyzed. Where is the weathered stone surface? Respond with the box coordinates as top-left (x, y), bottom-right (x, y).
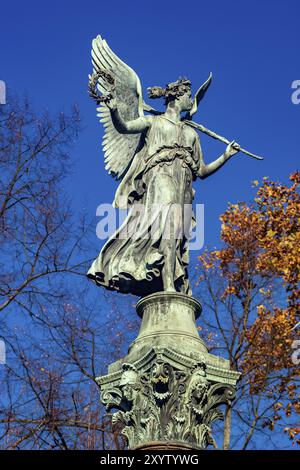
top-left (97, 292), bottom-right (240, 449)
top-left (100, 354), bottom-right (235, 449)
top-left (129, 292), bottom-right (205, 360)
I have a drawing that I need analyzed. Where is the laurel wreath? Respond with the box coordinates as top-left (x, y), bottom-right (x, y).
top-left (88, 70), bottom-right (115, 105)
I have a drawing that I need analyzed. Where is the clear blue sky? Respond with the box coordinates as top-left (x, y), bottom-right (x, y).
top-left (1, 0), bottom-right (299, 249)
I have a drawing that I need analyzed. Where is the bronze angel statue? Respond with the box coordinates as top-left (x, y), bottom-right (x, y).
top-left (87, 35), bottom-right (262, 297)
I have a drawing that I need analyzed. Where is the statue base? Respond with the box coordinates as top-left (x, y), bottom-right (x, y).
top-left (97, 292), bottom-right (240, 450)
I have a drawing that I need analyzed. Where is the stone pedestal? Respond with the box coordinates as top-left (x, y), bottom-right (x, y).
top-left (97, 292), bottom-right (240, 450)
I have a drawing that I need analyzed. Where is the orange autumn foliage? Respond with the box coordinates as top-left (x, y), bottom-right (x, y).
top-left (199, 172), bottom-right (300, 445)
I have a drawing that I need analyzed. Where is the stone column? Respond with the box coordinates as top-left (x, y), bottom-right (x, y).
top-left (97, 292), bottom-right (240, 450)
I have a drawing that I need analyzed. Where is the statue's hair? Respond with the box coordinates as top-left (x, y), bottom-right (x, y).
top-left (148, 77), bottom-right (191, 104)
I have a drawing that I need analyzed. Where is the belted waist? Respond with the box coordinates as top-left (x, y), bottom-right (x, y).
top-left (144, 145), bottom-right (198, 178)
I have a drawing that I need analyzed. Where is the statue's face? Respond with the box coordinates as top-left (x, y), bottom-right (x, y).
top-left (122, 384), bottom-right (134, 401)
top-left (194, 382), bottom-right (206, 398)
top-left (177, 90), bottom-right (193, 113)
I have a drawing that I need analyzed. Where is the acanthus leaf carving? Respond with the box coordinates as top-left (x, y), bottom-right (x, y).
top-left (101, 359), bottom-right (236, 449)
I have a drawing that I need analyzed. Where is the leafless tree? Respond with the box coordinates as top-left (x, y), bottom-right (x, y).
top-left (0, 95), bottom-right (138, 449)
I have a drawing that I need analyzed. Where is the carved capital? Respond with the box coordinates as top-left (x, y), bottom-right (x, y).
top-left (101, 358), bottom-right (235, 449)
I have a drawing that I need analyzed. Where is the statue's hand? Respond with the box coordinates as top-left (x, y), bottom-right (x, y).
top-left (224, 140), bottom-right (241, 159)
top-left (104, 94), bottom-right (117, 111)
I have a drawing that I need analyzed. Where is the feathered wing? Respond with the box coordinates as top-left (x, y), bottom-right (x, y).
top-left (91, 35), bottom-right (144, 179)
top-left (187, 72), bottom-right (213, 119)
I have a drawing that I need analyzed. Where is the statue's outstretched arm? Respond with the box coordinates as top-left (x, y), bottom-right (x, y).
top-left (196, 137), bottom-right (240, 180)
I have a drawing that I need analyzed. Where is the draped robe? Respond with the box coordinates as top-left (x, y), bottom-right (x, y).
top-left (87, 115), bottom-right (202, 297)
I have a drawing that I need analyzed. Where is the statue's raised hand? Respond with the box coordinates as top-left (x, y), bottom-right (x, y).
top-left (224, 140), bottom-right (241, 159)
top-left (105, 95), bottom-right (117, 111)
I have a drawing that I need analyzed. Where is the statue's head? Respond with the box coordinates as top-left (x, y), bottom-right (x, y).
top-left (148, 78), bottom-right (193, 112)
top-left (119, 364), bottom-right (139, 402)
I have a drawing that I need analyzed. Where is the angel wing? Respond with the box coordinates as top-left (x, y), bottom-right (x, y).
top-left (91, 35), bottom-right (145, 179)
top-left (185, 72), bottom-right (213, 119)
